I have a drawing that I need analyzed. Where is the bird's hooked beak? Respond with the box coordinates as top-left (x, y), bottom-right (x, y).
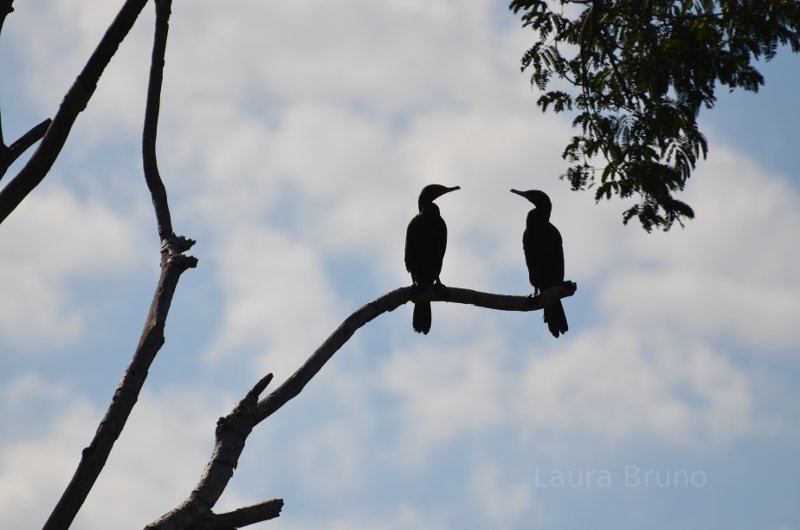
top-left (511, 189), bottom-right (552, 213)
top-left (510, 188), bottom-right (534, 202)
top-left (510, 188), bottom-right (542, 203)
top-left (418, 184), bottom-right (461, 209)
top-left (439, 185), bottom-right (461, 196)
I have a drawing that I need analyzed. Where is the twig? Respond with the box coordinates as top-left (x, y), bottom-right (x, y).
top-left (191, 499), bottom-right (284, 530)
top-left (0, 119), bottom-right (52, 179)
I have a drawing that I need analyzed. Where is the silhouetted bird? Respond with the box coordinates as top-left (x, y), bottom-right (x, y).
top-left (510, 189), bottom-right (568, 338)
top-left (405, 184), bottom-right (460, 334)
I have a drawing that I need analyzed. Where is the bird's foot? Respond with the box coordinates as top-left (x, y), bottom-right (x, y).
top-left (432, 280), bottom-right (448, 296)
top-left (526, 288), bottom-right (541, 306)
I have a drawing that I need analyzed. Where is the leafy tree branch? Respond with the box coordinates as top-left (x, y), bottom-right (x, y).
top-left (510, 0), bottom-right (800, 231)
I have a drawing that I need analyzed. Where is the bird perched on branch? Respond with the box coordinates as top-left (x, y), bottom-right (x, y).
top-left (510, 189), bottom-right (568, 338)
top-left (405, 184), bottom-right (460, 334)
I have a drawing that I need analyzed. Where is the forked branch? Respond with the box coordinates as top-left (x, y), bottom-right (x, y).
top-left (0, 118), bottom-right (52, 180)
top-left (147, 282), bottom-right (577, 529)
top-left (42, 1), bottom-right (197, 528)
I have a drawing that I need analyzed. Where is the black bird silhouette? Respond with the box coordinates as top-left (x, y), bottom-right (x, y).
top-left (510, 189), bottom-right (568, 338)
top-left (405, 184), bottom-right (460, 334)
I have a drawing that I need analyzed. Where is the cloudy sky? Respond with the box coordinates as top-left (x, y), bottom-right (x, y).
top-left (1, 1), bottom-right (799, 529)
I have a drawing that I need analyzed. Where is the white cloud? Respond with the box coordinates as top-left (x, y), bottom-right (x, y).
top-left (469, 463), bottom-right (532, 523)
top-left (0, 185), bottom-right (146, 349)
top-left (599, 147), bottom-right (800, 352)
top-left (75, 390), bottom-right (224, 529)
top-left (277, 505), bottom-right (448, 530)
top-left (160, 0), bottom-right (507, 113)
top-left (204, 225), bottom-right (340, 381)
top-left (0, 399), bottom-right (97, 528)
top-left (292, 420), bottom-right (367, 495)
top-left (378, 338), bottom-right (510, 463)
top-left (516, 328), bottom-right (753, 446)
top-left (0, 376), bottom-right (227, 530)
top-left (5, 0), bottom-right (153, 134)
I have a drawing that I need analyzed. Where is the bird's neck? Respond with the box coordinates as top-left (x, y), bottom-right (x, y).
top-left (529, 207), bottom-right (550, 223)
top-left (419, 202), bottom-right (440, 216)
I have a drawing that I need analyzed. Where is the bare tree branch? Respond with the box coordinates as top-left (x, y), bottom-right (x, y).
top-left (255, 282), bottom-right (578, 423)
top-left (42, 1), bottom-right (196, 528)
top-left (147, 282), bottom-right (577, 529)
top-left (0, 118), bottom-right (52, 179)
top-left (42, 253), bottom-right (197, 530)
top-left (143, 0), bottom-right (176, 242)
top-left (0, 0), bottom-right (151, 225)
top-left (190, 500), bottom-right (284, 530)
top-left (145, 375), bottom-right (278, 530)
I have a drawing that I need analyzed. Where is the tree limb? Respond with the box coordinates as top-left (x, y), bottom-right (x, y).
top-left (42, 1), bottom-right (196, 528)
top-left (255, 282), bottom-right (577, 423)
top-left (42, 253), bottom-right (197, 530)
top-left (145, 375), bottom-right (278, 530)
top-left (0, 0), bottom-right (151, 225)
top-left (142, 0), bottom-right (176, 242)
top-left (146, 282), bottom-right (576, 529)
top-left (190, 500), bottom-right (284, 530)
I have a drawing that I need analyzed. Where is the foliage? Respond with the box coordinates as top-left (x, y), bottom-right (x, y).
top-left (510, 0), bottom-right (800, 230)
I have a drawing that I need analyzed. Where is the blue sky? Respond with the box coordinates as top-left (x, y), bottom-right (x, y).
top-left (1, 1), bottom-right (799, 529)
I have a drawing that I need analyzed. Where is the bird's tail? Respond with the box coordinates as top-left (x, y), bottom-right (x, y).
top-left (544, 301), bottom-right (568, 338)
top-left (413, 301), bottom-right (432, 334)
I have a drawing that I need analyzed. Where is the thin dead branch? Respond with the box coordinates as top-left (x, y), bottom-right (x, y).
top-left (143, 0), bottom-right (176, 241)
top-left (190, 499), bottom-right (284, 530)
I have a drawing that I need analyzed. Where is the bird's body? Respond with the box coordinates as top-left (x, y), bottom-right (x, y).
top-left (511, 189), bottom-right (568, 338)
top-left (405, 184), bottom-right (460, 334)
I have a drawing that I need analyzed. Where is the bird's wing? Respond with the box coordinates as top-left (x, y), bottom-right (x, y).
top-left (548, 223), bottom-right (565, 282)
top-left (405, 214), bottom-right (422, 274)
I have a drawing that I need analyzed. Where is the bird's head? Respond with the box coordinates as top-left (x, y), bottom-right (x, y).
top-left (418, 184), bottom-right (460, 210)
top-left (510, 189), bottom-right (552, 213)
